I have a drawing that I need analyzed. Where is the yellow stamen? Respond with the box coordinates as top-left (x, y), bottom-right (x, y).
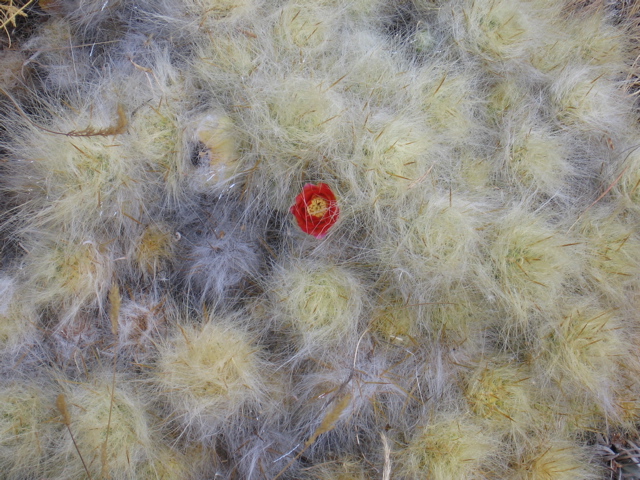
top-left (307, 196), bottom-right (329, 217)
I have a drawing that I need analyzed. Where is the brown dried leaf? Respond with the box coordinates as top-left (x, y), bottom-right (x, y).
top-left (109, 283), bottom-right (120, 336)
top-left (56, 393), bottom-right (71, 426)
top-left (305, 393), bottom-right (352, 447)
top-left (65, 104), bottom-right (127, 137)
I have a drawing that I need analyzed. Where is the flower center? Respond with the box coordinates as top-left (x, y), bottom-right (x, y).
top-left (307, 196), bottom-right (329, 218)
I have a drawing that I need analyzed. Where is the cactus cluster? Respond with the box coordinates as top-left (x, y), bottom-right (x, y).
top-left (1, 0), bottom-right (640, 478)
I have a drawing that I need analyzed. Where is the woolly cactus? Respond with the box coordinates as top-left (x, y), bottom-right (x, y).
top-left (1, 0), bottom-right (640, 478)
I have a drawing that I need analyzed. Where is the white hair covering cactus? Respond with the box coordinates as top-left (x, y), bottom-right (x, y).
top-left (1, 0), bottom-right (640, 478)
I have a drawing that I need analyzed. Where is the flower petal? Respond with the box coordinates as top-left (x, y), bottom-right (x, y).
top-left (290, 183), bottom-right (340, 238)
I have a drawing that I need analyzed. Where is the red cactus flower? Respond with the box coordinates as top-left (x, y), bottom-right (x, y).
top-left (290, 183), bottom-right (340, 238)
